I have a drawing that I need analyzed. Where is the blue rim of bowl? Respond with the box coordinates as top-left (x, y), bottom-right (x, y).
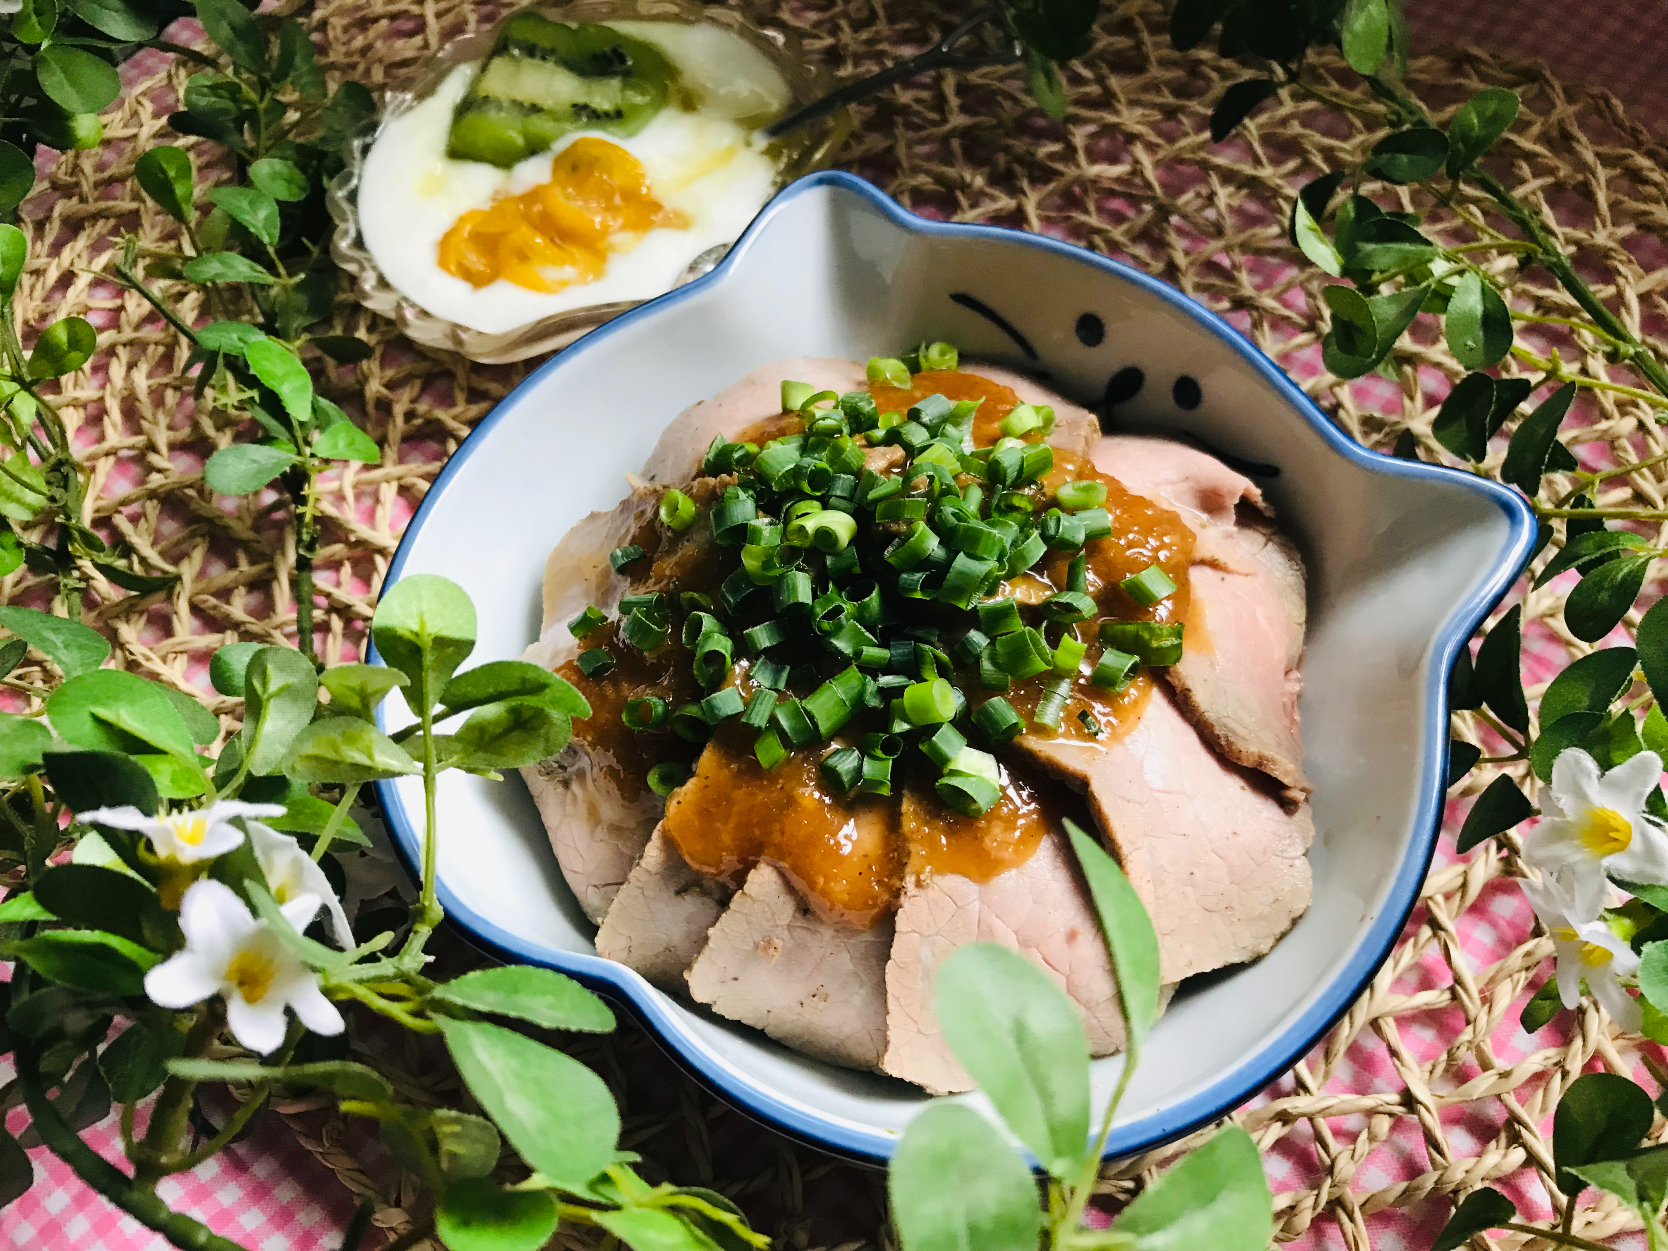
top-left (372, 169), bottom-right (1538, 1165)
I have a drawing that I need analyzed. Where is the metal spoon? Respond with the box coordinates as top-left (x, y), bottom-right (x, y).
top-left (760, 3), bottom-right (1025, 141)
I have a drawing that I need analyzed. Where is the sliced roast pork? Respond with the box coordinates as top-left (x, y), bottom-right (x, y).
top-left (1093, 435), bottom-right (1309, 798)
top-left (594, 827), bottom-right (732, 992)
top-left (686, 862), bottom-right (894, 1070)
top-left (1018, 683), bottom-right (1312, 984)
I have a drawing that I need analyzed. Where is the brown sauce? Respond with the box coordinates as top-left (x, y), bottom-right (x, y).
top-left (870, 371), bottom-right (1023, 446)
top-left (901, 759), bottom-right (1063, 882)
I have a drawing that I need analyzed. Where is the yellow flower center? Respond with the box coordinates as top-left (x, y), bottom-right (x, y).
top-left (1580, 942), bottom-right (1615, 969)
top-left (226, 948), bottom-right (279, 1004)
top-left (1550, 926), bottom-right (1580, 942)
top-left (1578, 806), bottom-right (1632, 858)
top-left (169, 815), bottom-right (210, 847)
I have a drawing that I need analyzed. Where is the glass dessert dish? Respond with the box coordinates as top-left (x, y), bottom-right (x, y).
top-left (328, 0), bottom-right (848, 364)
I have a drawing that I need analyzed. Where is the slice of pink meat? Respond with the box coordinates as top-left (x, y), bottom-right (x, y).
top-left (595, 826), bottom-right (732, 992)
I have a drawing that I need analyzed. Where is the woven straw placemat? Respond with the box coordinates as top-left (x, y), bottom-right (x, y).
top-left (19, 0), bottom-right (1668, 1245)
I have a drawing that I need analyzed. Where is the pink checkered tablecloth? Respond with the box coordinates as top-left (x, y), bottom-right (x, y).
top-left (7, 1), bottom-right (1668, 1247)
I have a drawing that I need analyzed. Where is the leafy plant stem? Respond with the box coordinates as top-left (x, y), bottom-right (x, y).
top-left (292, 462), bottom-right (320, 664)
top-left (1499, 1223), bottom-right (1616, 1251)
top-left (1470, 708), bottom-right (1526, 753)
top-left (1510, 346), bottom-right (1666, 407)
top-left (310, 783), bottom-right (360, 861)
top-left (330, 980), bottom-right (439, 1032)
top-left (1535, 505), bottom-right (1668, 520)
top-left (377, 1221), bottom-right (435, 1251)
top-left (1511, 310), bottom-right (1633, 348)
top-left (110, 261), bottom-right (201, 346)
top-left (418, 698), bottom-right (439, 926)
top-left (23, 772), bottom-right (50, 881)
top-left (133, 1010), bottom-right (219, 1189)
top-left (1555, 450), bottom-right (1668, 505)
top-left (1055, 1041), bottom-right (1141, 1245)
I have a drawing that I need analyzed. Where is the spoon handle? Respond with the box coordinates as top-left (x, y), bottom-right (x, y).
top-left (760, 4), bottom-right (1023, 141)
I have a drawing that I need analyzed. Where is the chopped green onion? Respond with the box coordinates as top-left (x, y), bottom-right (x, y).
top-left (745, 519), bottom-right (781, 547)
top-left (1053, 634), bottom-right (1087, 674)
top-left (718, 567), bottom-right (757, 614)
top-left (914, 442), bottom-right (961, 475)
top-left (622, 696), bottom-right (669, 730)
top-left (937, 552), bottom-right (997, 610)
top-left (774, 570), bottom-right (813, 613)
top-left (680, 591), bottom-right (715, 614)
top-left (1034, 676), bottom-right (1071, 732)
top-left (1020, 444), bottom-right (1054, 483)
top-left (990, 628), bottom-right (1052, 680)
top-left (820, 747), bottom-right (863, 792)
top-left (740, 688), bottom-right (778, 729)
top-left (700, 687), bottom-right (745, 723)
top-left (909, 393), bottom-right (955, 427)
top-left (619, 592), bottom-right (666, 614)
top-left (998, 404), bottom-right (1045, 439)
top-left (825, 437), bottom-right (866, 476)
top-left (1067, 553), bottom-right (1088, 594)
top-left (974, 697), bottom-right (1023, 744)
top-left (803, 681), bottom-right (853, 738)
top-left (860, 753), bottom-right (893, 795)
top-left (711, 487), bottom-right (757, 545)
top-left (647, 762), bottom-right (691, 796)
top-left (893, 421), bottom-right (931, 455)
top-left (986, 445), bottom-right (1024, 488)
top-left (1090, 647), bottom-right (1139, 690)
top-left (1041, 509), bottom-right (1086, 551)
top-left (840, 391), bottom-right (880, 430)
top-left (1078, 711), bottom-right (1104, 736)
top-left (901, 677), bottom-right (957, 725)
top-left (785, 508), bottom-right (858, 552)
top-left (977, 597), bottom-right (1025, 636)
top-left (885, 522), bottom-right (940, 570)
top-left (825, 619), bottom-right (878, 658)
top-left (741, 543), bottom-right (800, 584)
top-left (857, 645), bottom-right (890, 669)
top-left (867, 356), bottom-right (912, 388)
top-left (921, 723), bottom-right (967, 769)
top-left (1075, 508), bottom-right (1112, 541)
top-left (992, 491), bottom-right (1034, 520)
top-left (752, 659), bottom-right (790, 690)
top-left (845, 580), bottom-right (883, 628)
top-left (682, 611), bottom-right (723, 648)
top-left (861, 474), bottom-right (902, 505)
top-left (609, 545), bottom-right (645, 572)
top-left (826, 545), bottom-right (861, 581)
top-left (961, 483), bottom-right (985, 515)
top-left (861, 731), bottom-right (903, 758)
top-left (1006, 530), bottom-right (1047, 575)
top-left (754, 728), bottom-right (788, 770)
top-left (1121, 564), bottom-right (1177, 606)
top-left (951, 521), bottom-right (1008, 562)
top-left (919, 341), bottom-right (959, 371)
top-left (568, 605), bottom-right (606, 638)
top-left (875, 497), bottom-right (929, 523)
top-left (660, 489), bottom-right (696, 531)
top-left (772, 698), bottom-right (817, 747)
top-left (1057, 480), bottom-right (1107, 511)
top-left (936, 772), bottom-right (1001, 817)
top-left (794, 458), bottom-right (832, 494)
top-left (1041, 591), bottom-right (1096, 623)
top-left (954, 628), bottom-right (991, 665)
top-left (577, 649), bottom-right (614, 678)
top-left (827, 472), bottom-right (858, 500)
top-left (621, 608), bottom-right (669, 651)
top-left (1099, 621), bottom-right (1184, 666)
top-left (742, 619), bottom-right (792, 652)
top-left (781, 379), bottom-right (817, 411)
top-left (753, 442), bottom-right (800, 487)
top-left (978, 648), bottom-right (1011, 690)
top-left (692, 631), bottom-right (734, 689)
top-left (783, 498), bottom-right (822, 524)
top-left (670, 702), bottom-right (710, 742)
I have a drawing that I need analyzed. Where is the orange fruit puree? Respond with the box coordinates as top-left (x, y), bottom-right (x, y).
top-left (437, 137), bottom-right (689, 292)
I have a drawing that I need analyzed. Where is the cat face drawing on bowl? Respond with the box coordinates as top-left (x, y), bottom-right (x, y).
top-left (372, 171), bottom-right (1535, 1163)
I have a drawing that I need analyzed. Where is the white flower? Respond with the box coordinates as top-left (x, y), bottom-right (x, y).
top-left (144, 879), bottom-right (344, 1055)
top-left (249, 822), bottom-right (353, 948)
top-left (81, 800), bottom-right (286, 865)
top-left (1522, 874), bottom-right (1643, 1032)
top-left (1523, 749), bottom-right (1668, 899)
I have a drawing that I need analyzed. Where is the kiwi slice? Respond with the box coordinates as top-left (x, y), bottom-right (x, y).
top-left (447, 14), bottom-right (674, 168)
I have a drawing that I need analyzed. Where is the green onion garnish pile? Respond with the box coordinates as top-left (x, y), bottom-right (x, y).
top-left (568, 343), bottom-right (1185, 819)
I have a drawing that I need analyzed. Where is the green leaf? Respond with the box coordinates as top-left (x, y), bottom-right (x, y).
top-left (592, 1208), bottom-right (719, 1251)
top-left (243, 878), bottom-right (347, 971)
top-left (431, 966), bottom-right (615, 1033)
top-left (65, 0), bottom-right (158, 39)
top-left (244, 336), bottom-right (314, 424)
top-left (1554, 1072), bottom-right (1654, 1196)
top-left (1366, 127), bottom-right (1449, 183)
top-left (1168, 0), bottom-right (1231, 50)
top-left (6, 928), bottom-right (156, 994)
top-left (1023, 49), bottom-right (1067, 122)
top-left (1290, 194), bottom-right (1343, 276)
top-left (439, 660), bottom-right (589, 718)
top-left (1567, 555), bottom-right (1653, 643)
top-left (1530, 712), bottom-right (1606, 784)
top-left (1111, 1126), bottom-right (1271, 1251)
top-left (321, 663), bottom-right (408, 720)
top-left (1454, 774), bottom-right (1534, 853)
top-left (889, 1102), bottom-right (1042, 1251)
top-left (0, 636), bottom-right (25, 680)
top-left (27, 316), bottom-right (96, 379)
top-left (1502, 383), bottom-right (1576, 496)
top-left (1445, 272), bottom-right (1513, 369)
top-left (1447, 739), bottom-right (1481, 786)
top-left (181, 252), bottom-right (275, 284)
top-left (195, 321), bottom-right (264, 355)
top-left (100, 1021), bottom-right (184, 1102)
top-left (1521, 975), bottom-right (1563, 1033)
top-left (1431, 372), bottom-right (1495, 462)
top-left (312, 419), bottom-right (379, 464)
top-left (34, 863), bottom-right (160, 948)
top-left (1366, 281), bottom-right (1432, 359)
top-left (436, 1179), bottom-right (557, 1251)
top-left (0, 1123), bottom-right (27, 1209)
top-left (0, 143), bottom-right (35, 217)
top-left (373, 574), bottom-right (478, 716)
top-left (1321, 284), bottom-right (1377, 376)
top-left (0, 226), bottom-right (27, 298)
top-left (429, 1108), bottom-right (502, 1181)
top-left (45, 749), bottom-right (157, 816)
top-left (241, 646), bottom-right (319, 777)
top-left (1640, 941), bottom-right (1668, 1018)
top-left (1447, 88), bottom-right (1520, 176)
top-left (1638, 598), bottom-right (1668, 709)
top-left (444, 701), bottom-right (572, 771)
top-left (0, 529), bottom-right (21, 579)
top-left (34, 45), bottom-right (120, 115)
top-left (96, 561), bottom-right (177, 596)
top-left (1473, 605), bottom-right (1528, 733)
top-left (133, 146), bottom-right (193, 223)
top-left (281, 718), bottom-right (419, 784)
top-left (0, 891), bottom-right (53, 922)
top-left (1432, 1188), bottom-right (1516, 1251)
top-left (437, 1017), bottom-right (620, 1191)
top-left (264, 794), bottom-right (368, 847)
top-left (934, 943), bottom-right (1088, 1178)
top-left (1645, 705), bottom-right (1668, 757)
top-left (1210, 78), bottom-right (1276, 142)
top-left (1065, 819), bottom-right (1159, 1047)
top-left (274, 20), bottom-right (326, 100)
top-left (1349, 216), bottom-right (1440, 272)
top-left (12, 0), bottom-right (52, 48)
top-left (0, 454), bottom-right (47, 523)
top-left (204, 443), bottom-right (298, 495)
top-left (312, 335), bottom-right (374, 364)
top-left (1339, 0), bottom-right (1390, 75)
top-left (159, 687), bottom-right (219, 748)
top-left (194, 0), bottom-right (267, 75)
top-left (165, 1056), bottom-right (392, 1100)
top-left (1541, 647), bottom-right (1638, 726)
top-left (208, 186), bottom-right (279, 249)
top-left (209, 641), bottom-right (263, 697)
top-left (248, 157), bottom-right (308, 203)
top-left (0, 714), bottom-right (50, 778)
top-left (1537, 528), bottom-right (1650, 590)
top-left (48, 669), bottom-right (199, 764)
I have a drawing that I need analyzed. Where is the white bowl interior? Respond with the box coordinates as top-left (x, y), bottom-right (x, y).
top-left (377, 176), bottom-right (1529, 1161)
